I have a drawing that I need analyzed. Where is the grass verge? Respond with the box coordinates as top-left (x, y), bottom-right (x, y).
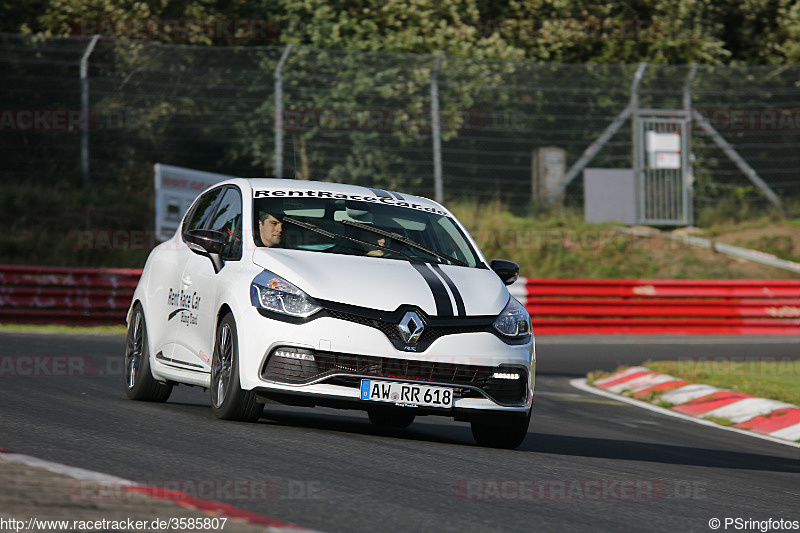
top-left (643, 360), bottom-right (800, 407)
top-left (448, 199), bottom-right (800, 279)
top-left (0, 323), bottom-right (127, 335)
top-left (590, 361), bottom-right (800, 407)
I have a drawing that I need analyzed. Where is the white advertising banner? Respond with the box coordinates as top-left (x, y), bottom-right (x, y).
top-left (154, 164), bottom-right (237, 241)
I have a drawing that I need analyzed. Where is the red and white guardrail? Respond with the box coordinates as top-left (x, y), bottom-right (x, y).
top-left (509, 277), bottom-right (800, 335)
top-left (0, 265), bottom-right (799, 334)
top-left (0, 265), bottom-right (139, 325)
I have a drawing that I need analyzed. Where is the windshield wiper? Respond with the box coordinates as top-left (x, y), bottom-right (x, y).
top-left (280, 216), bottom-right (414, 262)
top-left (340, 219), bottom-right (466, 267)
top-left (280, 216), bottom-right (337, 238)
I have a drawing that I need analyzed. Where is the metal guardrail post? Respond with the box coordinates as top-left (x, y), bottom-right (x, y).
top-left (546, 63), bottom-right (647, 204)
top-left (630, 62), bottom-right (648, 223)
top-left (273, 44), bottom-right (293, 179)
top-left (682, 64), bottom-right (698, 118)
top-left (683, 64), bottom-right (698, 226)
top-left (80, 34), bottom-right (100, 189)
top-left (545, 105), bottom-right (633, 204)
top-left (430, 55), bottom-right (444, 204)
top-left (692, 109), bottom-right (782, 210)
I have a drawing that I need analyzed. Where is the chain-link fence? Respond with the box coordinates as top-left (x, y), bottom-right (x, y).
top-left (2, 33), bottom-right (799, 214)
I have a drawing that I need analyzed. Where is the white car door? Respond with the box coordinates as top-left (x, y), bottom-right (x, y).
top-left (159, 186), bottom-right (226, 379)
top-left (175, 186), bottom-right (243, 373)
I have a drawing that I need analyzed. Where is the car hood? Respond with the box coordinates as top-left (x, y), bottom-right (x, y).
top-left (251, 248), bottom-right (509, 317)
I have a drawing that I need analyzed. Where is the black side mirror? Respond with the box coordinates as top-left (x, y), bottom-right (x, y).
top-left (185, 229), bottom-right (226, 273)
top-left (490, 259), bottom-right (519, 286)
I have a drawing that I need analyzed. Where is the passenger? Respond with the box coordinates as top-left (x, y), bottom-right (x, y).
top-left (367, 237), bottom-right (386, 257)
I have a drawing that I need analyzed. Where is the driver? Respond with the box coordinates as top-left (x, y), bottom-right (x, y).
top-left (258, 211), bottom-right (282, 247)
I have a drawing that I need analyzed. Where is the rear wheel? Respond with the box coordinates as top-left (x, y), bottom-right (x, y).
top-left (368, 410), bottom-right (415, 429)
top-left (124, 303), bottom-right (172, 402)
top-left (210, 313), bottom-right (262, 422)
top-left (471, 410), bottom-right (531, 449)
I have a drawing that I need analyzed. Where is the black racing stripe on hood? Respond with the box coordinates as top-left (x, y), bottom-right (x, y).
top-left (410, 262), bottom-right (453, 316)
top-left (430, 263), bottom-right (465, 316)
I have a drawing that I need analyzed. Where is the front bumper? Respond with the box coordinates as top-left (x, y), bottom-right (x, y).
top-left (237, 304), bottom-right (534, 417)
top-left (262, 349), bottom-right (531, 405)
top-left (253, 377), bottom-right (533, 423)
top-left (251, 347), bottom-right (534, 420)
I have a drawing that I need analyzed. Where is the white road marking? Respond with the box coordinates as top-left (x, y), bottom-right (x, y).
top-left (570, 378), bottom-right (800, 449)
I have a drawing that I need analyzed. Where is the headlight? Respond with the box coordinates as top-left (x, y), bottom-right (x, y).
top-left (493, 297), bottom-right (531, 338)
top-left (250, 270), bottom-right (321, 317)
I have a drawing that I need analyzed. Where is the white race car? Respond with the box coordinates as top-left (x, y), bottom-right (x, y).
top-left (125, 179), bottom-right (534, 448)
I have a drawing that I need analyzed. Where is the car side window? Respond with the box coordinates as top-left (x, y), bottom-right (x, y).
top-left (205, 187), bottom-right (243, 260)
top-left (182, 187), bottom-right (224, 241)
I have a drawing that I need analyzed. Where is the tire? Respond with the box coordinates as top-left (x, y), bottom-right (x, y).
top-left (210, 313), bottom-right (262, 422)
top-left (471, 410), bottom-right (531, 449)
top-left (368, 409), bottom-right (416, 429)
top-left (124, 303), bottom-right (172, 402)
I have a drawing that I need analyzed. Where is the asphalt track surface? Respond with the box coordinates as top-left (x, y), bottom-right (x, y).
top-left (1, 332), bottom-right (798, 532)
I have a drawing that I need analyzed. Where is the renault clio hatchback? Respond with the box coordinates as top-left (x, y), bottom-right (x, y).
top-left (125, 179), bottom-right (534, 448)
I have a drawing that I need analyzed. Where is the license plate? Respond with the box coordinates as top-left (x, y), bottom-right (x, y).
top-left (360, 380), bottom-right (453, 408)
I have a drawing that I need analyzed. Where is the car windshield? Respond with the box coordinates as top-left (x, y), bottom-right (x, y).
top-left (253, 195), bottom-right (479, 267)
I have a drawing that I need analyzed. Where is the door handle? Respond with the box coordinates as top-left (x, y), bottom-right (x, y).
top-left (182, 275), bottom-right (192, 286)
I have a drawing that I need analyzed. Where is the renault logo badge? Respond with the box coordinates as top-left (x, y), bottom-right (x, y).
top-left (398, 311), bottom-right (425, 344)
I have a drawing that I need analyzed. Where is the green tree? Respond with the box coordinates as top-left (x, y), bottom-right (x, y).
top-left (5, 0), bottom-right (798, 65)
top-left (274, 0), bottom-right (523, 60)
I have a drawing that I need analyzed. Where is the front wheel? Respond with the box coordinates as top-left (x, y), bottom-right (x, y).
top-left (471, 410), bottom-right (531, 449)
top-left (124, 303), bottom-right (172, 402)
top-left (210, 313), bottom-right (262, 422)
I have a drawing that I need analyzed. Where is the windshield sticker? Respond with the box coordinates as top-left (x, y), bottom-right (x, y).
top-left (253, 189), bottom-right (445, 215)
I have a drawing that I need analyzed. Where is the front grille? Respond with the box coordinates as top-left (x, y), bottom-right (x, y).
top-left (417, 324), bottom-right (489, 344)
top-left (261, 356), bottom-right (319, 384)
top-left (328, 309), bottom-right (490, 345)
top-left (262, 350), bottom-right (528, 404)
top-left (326, 375), bottom-right (474, 398)
top-left (328, 310), bottom-right (401, 340)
